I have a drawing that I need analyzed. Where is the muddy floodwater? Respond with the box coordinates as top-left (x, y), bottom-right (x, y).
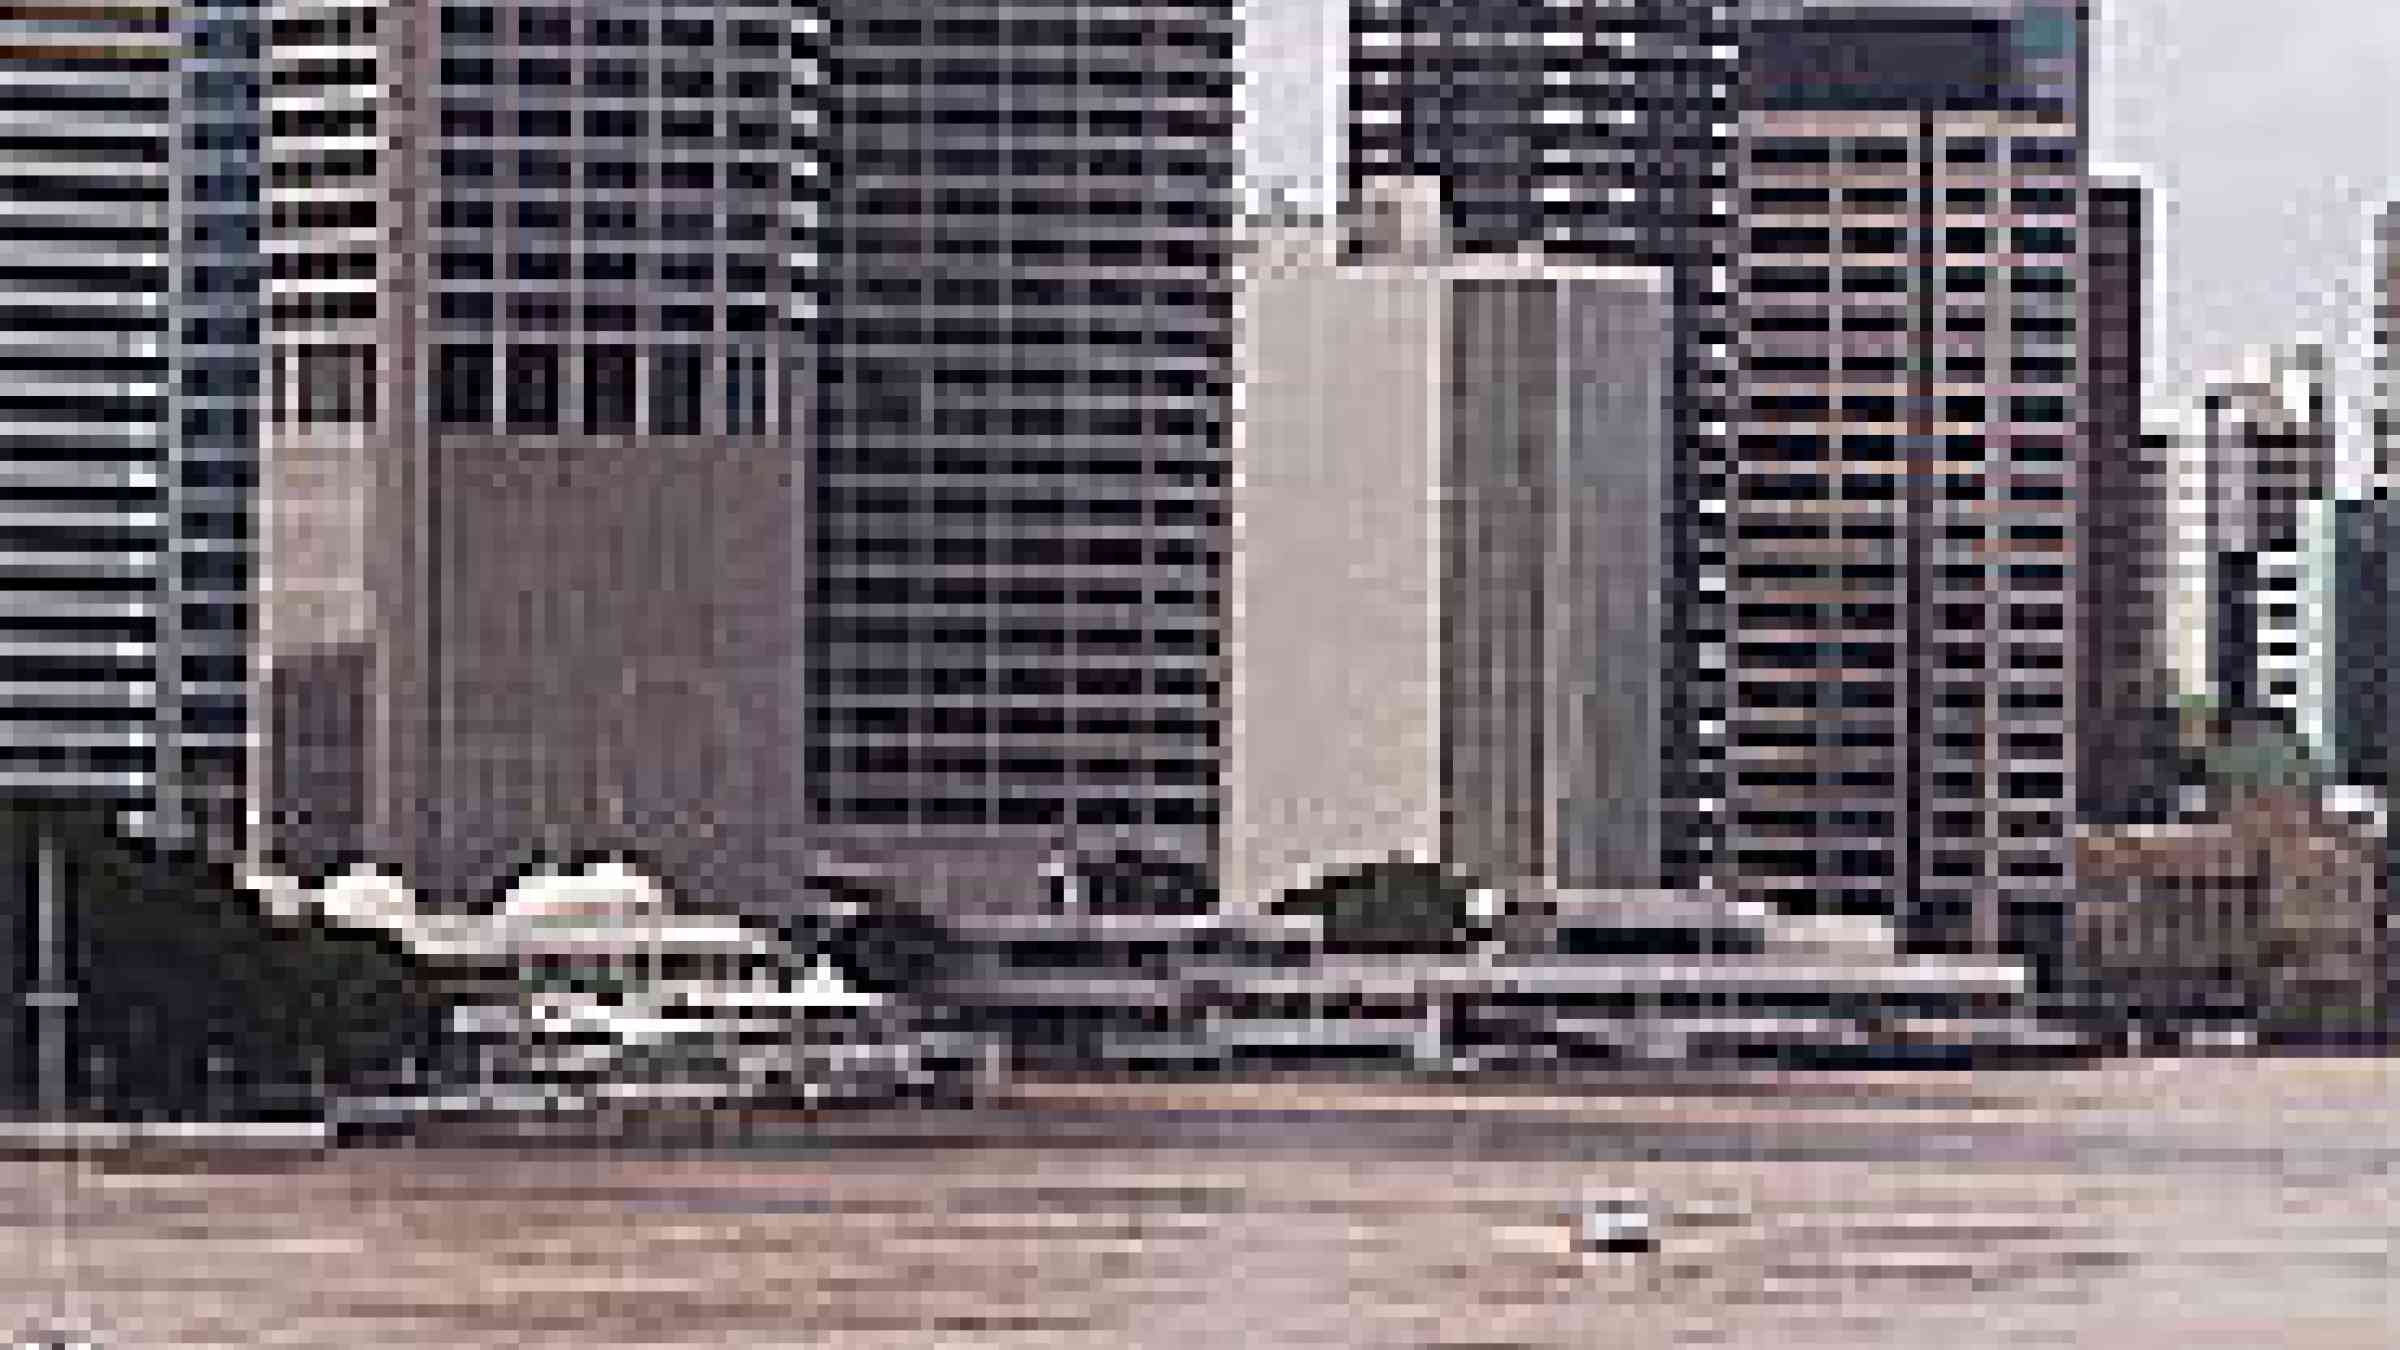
top-left (6, 1061), bottom-right (2398, 1347)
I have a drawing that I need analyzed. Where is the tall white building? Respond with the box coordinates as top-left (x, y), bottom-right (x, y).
top-left (2196, 344), bottom-right (2333, 734)
top-left (1227, 188), bottom-right (1672, 909)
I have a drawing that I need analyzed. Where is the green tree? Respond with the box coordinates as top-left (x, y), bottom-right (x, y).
top-left (2, 800), bottom-right (448, 1115)
top-left (813, 884), bottom-right (963, 996)
top-left (1271, 857), bottom-right (1485, 954)
top-left (2198, 724), bottom-right (2326, 796)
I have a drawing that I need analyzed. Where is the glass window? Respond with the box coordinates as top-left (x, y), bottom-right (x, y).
top-left (650, 345), bottom-right (701, 435)
top-left (506, 346), bottom-right (558, 433)
top-left (435, 345), bottom-right (490, 427)
top-left (585, 347), bottom-right (635, 433)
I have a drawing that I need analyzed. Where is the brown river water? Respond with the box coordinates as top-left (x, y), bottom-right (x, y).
top-left (5, 1061), bottom-right (2396, 1348)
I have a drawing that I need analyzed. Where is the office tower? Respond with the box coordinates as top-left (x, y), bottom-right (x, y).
top-left (2357, 203), bottom-right (2400, 799)
top-left (2080, 172), bottom-right (2175, 823)
top-left (2197, 345), bottom-right (2332, 733)
top-left (2304, 496), bottom-right (2386, 789)
top-left (2377, 204), bottom-right (2400, 905)
top-left (176, 1), bottom-right (266, 860)
top-left (1347, 0), bottom-right (1740, 887)
top-left (255, 0), bottom-right (385, 877)
top-left (808, 4), bottom-right (1238, 899)
top-left (1723, 1), bottom-right (2088, 955)
top-left (2122, 423), bottom-right (2195, 814)
top-left (1348, 1), bottom-right (1737, 264)
top-left (0, 0), bottom-right (259, 851)
top-left (259, 1), bottom-right (812, 903)
top-left (2378, 203), bottom-right (2400, 499)
top-left (2332, 205), bottom-right (2400, 798)
top-left (1228, 188), bottom-right (1671, 909)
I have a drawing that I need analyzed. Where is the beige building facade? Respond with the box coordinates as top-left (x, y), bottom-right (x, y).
top-left (1227, 216), bottom-right (1671, 909)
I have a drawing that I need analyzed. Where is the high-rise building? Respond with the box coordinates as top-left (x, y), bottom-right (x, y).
top-left (806, 4), bottom-right (1238, 899)
top-left (2080, 171), bottom-right (2176, 824)
top-left (175, 0), bottom-right (267, 861)
top-left (1722, 1), bottom-right (2089, 955)
top-left (0, 0), bottom-right (259, 852)
top-left (2306, 495), bottom-right (2387, 789)
top-left (2345, 203), bottom-right (2400, 794)
top-left (2377, 203), bottom-right (2400, 499)
top-left (2196, 344), bottom-right (2333, 733)
top-left (1228, 189), bottom-right (1672, 908)
top-left (254, 0), bottom-right (387, 878)
top-left (1347, 0), bottom-right (1740, 888)
top-left (1348, 1), bottom-right (1737, 266)
top-left (259, 0), bottom-right (813, 904)
top-left (2372, 204), bottom-right (2400, 904)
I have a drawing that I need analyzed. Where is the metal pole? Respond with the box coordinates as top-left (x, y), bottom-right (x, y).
top-left (33, 828), bottom-right (69, 1116)
top-left (1415, 995), bottom-right (1446, 1070)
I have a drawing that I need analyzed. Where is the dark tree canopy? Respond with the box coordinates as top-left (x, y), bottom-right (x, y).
top-left (1, 800), bottom-right (448, 1117)
top-left (817, 892), bottom-right (964, 996)
top-left (1272, 857), bottom-right (1483, 954)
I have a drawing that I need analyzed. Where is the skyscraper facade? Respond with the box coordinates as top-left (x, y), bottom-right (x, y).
top-left (255, 0), bottom-right (389, 875)
top-left (1347, 0), bottom-right (1739, 888)
top-left (2197, 345), bottom-right (2332, 735)
top-left (2312, 496), bottom-right (2387, 790)
top-left (176, 0), bottom-right (266, 860)
top-left (1723, 1), bottom-right (2089, 954)
top-left (2377, 203), bottom-right (2400, 500)
top-left (0, 0), bottom-right (259, 851)
top-left (2079, 171), bottom-right (2175, 824)
top-left (1348, 0), bottom-right (1736, 266)
top-left (2376, 204), bottom-right (2400, 904)
top-left (2357, 204), bottom-right (2400, 796)
top-left (807, 4), bottom-right (1238, 895)
top-left (260, 0), bottom-right (812, 903)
